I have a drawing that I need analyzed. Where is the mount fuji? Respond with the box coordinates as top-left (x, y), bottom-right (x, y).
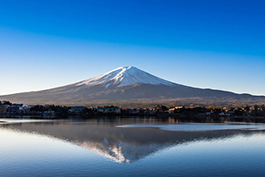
top-left (1, 66), bottom-right (265, 106)
top-left (75, 66), bottom-right (175, 88)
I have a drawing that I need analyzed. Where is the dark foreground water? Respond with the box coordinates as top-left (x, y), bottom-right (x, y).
top-left (1, 117), bottom-right (265, 177)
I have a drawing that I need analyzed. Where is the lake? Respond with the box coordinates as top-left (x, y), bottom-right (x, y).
top-left (1, 117), bottom-right (265, 177)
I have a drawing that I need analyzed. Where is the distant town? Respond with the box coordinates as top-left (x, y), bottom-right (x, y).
top-left (1, 100), bottom-right (265, 122)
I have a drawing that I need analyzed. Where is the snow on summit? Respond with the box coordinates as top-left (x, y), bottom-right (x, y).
top-left (76, 66), bottom-right (175, 88)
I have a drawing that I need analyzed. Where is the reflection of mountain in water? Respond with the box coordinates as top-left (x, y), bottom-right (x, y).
top-left (77, 140), bottom-right (169, 163)
top-left (1, 120), bottom-right (258, 163)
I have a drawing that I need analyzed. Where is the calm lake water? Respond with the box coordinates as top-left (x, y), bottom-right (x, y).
top-left (1, 117), bottom-right (265, 177)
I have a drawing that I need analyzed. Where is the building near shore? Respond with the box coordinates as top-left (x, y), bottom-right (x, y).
top-left (68, 106), bottom-right (87, 114)
top-left (0, 105), bottom-right (9, 113)
top-left (97, 106), bottom-right (121, 114)
top-left (6, 104), bottom-right (23, 114)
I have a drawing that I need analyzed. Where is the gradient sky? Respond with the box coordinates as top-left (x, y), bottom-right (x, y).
top-left (0, 0), bottom-right (265, 96)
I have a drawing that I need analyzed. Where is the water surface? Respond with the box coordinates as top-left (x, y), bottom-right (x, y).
top-left (1, 117), bottom-right (265, 177)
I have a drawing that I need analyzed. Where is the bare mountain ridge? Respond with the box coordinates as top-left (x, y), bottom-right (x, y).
top-left (1, 66), bottom-right (264, 106)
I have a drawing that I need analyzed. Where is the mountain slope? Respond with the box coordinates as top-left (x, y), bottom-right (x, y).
top-left (75, 66), bottom-right (175, 88)
top-left (1, 66), bottom-right (265, 106)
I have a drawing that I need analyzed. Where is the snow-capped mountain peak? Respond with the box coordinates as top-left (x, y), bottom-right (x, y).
top-left (76, 66), bottom-right (175, 88)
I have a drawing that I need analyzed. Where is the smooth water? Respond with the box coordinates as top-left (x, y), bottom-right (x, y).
top-left (1, 118), bottom-right (265, 177)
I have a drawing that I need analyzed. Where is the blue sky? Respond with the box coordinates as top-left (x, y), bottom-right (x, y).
top-left (0, 0), bottom-right (265, 95)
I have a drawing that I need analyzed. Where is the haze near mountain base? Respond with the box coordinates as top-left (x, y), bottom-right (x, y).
top-left (1, 66), bottom-right (265, 107)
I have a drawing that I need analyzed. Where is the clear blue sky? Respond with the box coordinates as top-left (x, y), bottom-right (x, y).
top-left (0, 0), bottom-right (265, 95)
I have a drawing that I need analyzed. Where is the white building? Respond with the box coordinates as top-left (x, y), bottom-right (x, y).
top-left (97, 106), bottom-right (121, 114)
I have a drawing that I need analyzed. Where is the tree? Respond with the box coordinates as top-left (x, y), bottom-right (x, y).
top-left (254, 105), bottom-right (259, 116)
top-left (261, 105), bottom-right (265, 118)
top-left (2, 100), bottom-right (12, 105)
top-left (155, 105), bottom-right (168, 111)
top-left (245, 105), bottom-right (250, 112)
